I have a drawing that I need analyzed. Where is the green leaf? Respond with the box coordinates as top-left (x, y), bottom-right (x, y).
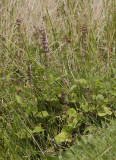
top-left (110, 90), bottom-right (116, 96)
top-left (36, 111), bottom-right (49, 118)
top-left (67, 108), bottom-right (81, 127)
top-left (67, 108), bottom-right (76, 115)
top-left (63, 125), bottom-right (74, 132)
top-left (104, 106), bottom-right (112, 115)
top-left (67, 108), bottom-right (77, 119)
top-left (68, 118), bottom-right (78, 128)
top-left (33, 124), bottom-right (44, 133)
top-left (98, 112), bottom-right (106, 117)
top-left (76, 79), bottom-right (87, 87)
top-left (70, 85), bottom-right (77, 91)
top-left (80, 97), bottom-right (88, 112)
top-left (15, 94), bottom-right (22, 104)
top-left (97, 105), bottom-right (112, 117)
top-left (80, 102), bottom-right (89, 112)
top-left (55, 130), bottom-right (72, 143)
top-left (84, 126), bottom-right (97, 134)
top-left (96, 94), bottom-right (104, 101)
top-left (70, 93), bottom-right (78, 103)
top-left (49, 74), bottom-right (55, 85)
top-left (25, 107), bottom-right (31, 117)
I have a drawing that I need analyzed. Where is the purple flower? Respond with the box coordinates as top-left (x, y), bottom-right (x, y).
top-left (27, 65), bottom-right (31, 82)
top-left (64, 35), bottom-right (71, 43)
top-left (39, 29), bottom-right (49, 66)
top-left (61, 91), bottom-right (66, 105)
top-left (82, 22), bottom-right (88, 58)
top-left (16, 19), bottom-right (21, 30)
top-left (61, 91), bottom-right (67, 113)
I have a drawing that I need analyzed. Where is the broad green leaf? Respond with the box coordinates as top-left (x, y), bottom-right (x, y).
top-left (96, 94), bottom-right (104, 101)
top-left (70, 85), bottom-right (77, 91)
top-left (62, 114), bottom-right (67, 120)
top-left (67, 108), bottom-right (76, 115)
top-left (67, 122), bottom-right (74, 129)
top-left (70, 93), bottom-right (78, 103)
top-left (98, 112), bottom-right (107, 116)
top-left (32, 108), bottom-right (38, 116)
top-left (36, 111), bottom-right (49, 118)
top-left (97, 105), bottom-right (112, 117)
top-left (88, 105), bottom-right (95, 112)
top-left (110, 90), bottom-right (116, 96)
top-left (67, 108), bottom-right (77, 119)
top-left (49, 74), bottom-right (55, 84)
top-left (15, 94), bottom-right (22, 104)
top-left (55, 130), bottom-right (72, 143)
top-left (80, 97), bottom-right (88, 112)
top-left (67, 108), bottom-right (81, 127)
top-left (63, 125), bottom-right (74, 132)
top-left (68, 118), bottom-right (78, 128)
top-left (33, 124), bottom-right (44, 133)
top-left (25, 107), bottom-right (31, 117)
top-left (104, 106), bottom-right (112, 115)
top-left (25, 107), bottom-right (38, 117)
top-left (80, 102), bottom-right (89, 112)
top-left (76, 79), bottom-right (87, 87)
top-left (84, 126), bottom-right (97, 134)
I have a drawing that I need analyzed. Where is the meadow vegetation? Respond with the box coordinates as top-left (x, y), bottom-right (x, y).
top-left (0, 0), bottom-right (116, 159)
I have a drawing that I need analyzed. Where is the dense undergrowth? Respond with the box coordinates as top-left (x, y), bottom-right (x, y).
top-left (0, 0), bottom-right (116, 159)
top-left (59, 119), bottom-right (116, 160)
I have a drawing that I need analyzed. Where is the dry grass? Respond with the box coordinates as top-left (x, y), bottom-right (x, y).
top-left (0, 0), bottom-right (115, 77)
top-left (1, 0), bottom-right (114, 40)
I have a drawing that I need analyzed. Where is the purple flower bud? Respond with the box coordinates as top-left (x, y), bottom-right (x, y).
top-left (61, 91), bottom-right (66, 105)
top-left (41, 42), bottom-right (47, 45)
top-left (39, 29), bottom-right (49, 66)
top-left (82, 17), bottom-right (88, 59)
top-left (27, 65), bottom-right (31, 81)
top-left (16, 19), bottom-right (21, 30)
top-left (82, 32), bottom-right (87, 35)
top-left (64, 35), bottom-right (71, 43)
top-left (82, 26), bottom-right (87, 30)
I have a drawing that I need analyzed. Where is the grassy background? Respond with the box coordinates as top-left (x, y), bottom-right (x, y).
top-left (0, 0), bottom-right (116, 159)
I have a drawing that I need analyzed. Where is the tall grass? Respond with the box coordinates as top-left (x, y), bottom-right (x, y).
top-left (0, 0), bottom-right (116, 159)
